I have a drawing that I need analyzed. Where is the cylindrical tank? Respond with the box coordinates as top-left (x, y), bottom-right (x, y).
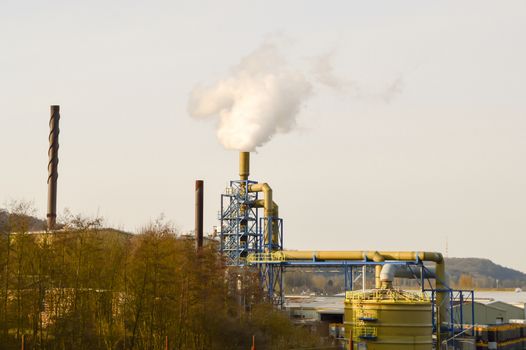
top-left (344, 289), bottom-right (433, 350)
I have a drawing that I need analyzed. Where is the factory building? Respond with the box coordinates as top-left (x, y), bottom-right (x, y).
top-left (451, 294), bottom-right (526, 325)
top-left (453, 302), bottom-right (508, 325)
top-left (487, 301), bottom-right (526, 321)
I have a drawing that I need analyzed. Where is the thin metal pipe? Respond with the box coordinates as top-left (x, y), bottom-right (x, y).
top-left (47, 105), bottom-right (60, 231)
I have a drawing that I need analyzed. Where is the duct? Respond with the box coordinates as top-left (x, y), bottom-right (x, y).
top-left (365, 251), bottom-right (385, 289)
top-left (278, 251), bottom-right (442, 263)
top-left (380, 263), bottom-right (437, 288)
top-left (249, 183), bottom-right (273, 217)
top-left (47, 105), bottom-right (60, 231)
top-left (251, 199), bottom-right (279, 217)
top-left (248, 183), bottom-right (279, 249)
top-left (380, 263), bottom-right (397, 289)
top-left (251, 199), bottom-right (279, 246)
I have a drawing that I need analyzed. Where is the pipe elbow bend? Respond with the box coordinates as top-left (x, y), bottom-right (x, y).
top-left (248, 183), bottom-right (272, 193)
top-left (261, 183), bottom-right (272, 192)
top-left (421, 252), bottom-right (444, 263)
top-left (367, 251), bottom-right (385, 262)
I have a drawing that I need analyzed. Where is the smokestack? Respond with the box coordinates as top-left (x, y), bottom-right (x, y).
top-left (47, 105), bottom-right (60, 231)
top-left (195, 180), bottom-right (204, 250)
top-left (239, 152), bottom-right (250, 180)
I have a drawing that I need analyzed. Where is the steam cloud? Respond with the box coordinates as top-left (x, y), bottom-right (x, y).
top-left (312, 51), bottom-right (404, 103)
top-left (189, 42), bottom-right (404, 151)
top-left (188, 43), bottom-right (312, 151)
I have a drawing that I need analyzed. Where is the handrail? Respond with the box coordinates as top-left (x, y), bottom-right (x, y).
top-left (246, 252), bottom-right (285, 264)
top-left (345, 289), bottom-right (429, 303)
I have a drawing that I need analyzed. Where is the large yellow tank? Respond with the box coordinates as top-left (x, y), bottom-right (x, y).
top-left (344, 289), bottom-right (433, 350)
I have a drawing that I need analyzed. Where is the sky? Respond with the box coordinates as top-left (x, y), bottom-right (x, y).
top-left (1, 1), bottom-right (525, 272)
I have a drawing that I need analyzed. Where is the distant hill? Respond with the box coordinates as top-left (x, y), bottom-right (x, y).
top-left (0, 209), bottom-right (47, 232)
top-left (445, 257), bottom-right (526, 289)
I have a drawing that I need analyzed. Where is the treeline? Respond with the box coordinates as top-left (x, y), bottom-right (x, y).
top-left (0, 204), bottom-right (325, 350)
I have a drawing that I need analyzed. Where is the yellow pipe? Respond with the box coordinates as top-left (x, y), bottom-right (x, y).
top-left (248, 183), bottom-right (279, 249)
top-left (252, 199), bottom-right (279, 216)
top-left (249, 183), bottom-right (273, 217)
top-left (367, 251), bottom-right (385, 289)
top-left (277, 250), bottom-right (442, 262)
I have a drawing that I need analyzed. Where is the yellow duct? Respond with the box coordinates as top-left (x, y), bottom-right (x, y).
top-left (252, 199), bottom-right (279, 218)
top-left (368, 251), bottom-right (385, 289)
top-left (249, 184), bottom-right (273, 217)
top-left (249, 184), bottom-right (279, 249)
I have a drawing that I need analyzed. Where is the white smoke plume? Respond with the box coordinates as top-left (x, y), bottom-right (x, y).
top-left (311, 51), bottom-right (404, 102)
top-left (188, 42), bottom-right (312, 151)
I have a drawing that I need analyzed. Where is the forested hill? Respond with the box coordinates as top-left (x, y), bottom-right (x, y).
top-left (0, 209), bottom-right (46, 231)
top-left (446, 257), bottom-right (526, 288)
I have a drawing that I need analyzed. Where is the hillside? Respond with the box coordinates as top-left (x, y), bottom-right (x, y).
top-left (0, 209), bottom-right (46, 232)
top-left (446, 257), bottom-right (526, 289)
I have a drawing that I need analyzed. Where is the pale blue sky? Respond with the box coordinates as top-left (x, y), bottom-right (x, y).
top-left (1, 1), bottom-right (525, 271)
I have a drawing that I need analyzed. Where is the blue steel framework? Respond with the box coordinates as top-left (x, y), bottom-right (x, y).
top-left (259, 217), bottom-right (284, 306)
top-left (219, 179), bottom-right (474, 338)
top-left (219, 179), bottom-right (284, 305)
top-left (220, 180), bottom-right (260, 266)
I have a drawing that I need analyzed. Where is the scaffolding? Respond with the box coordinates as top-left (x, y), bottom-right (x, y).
top-left (219, 180), bottom-right (260, 266)
top-left (220, 179), bottom-right (284, 305)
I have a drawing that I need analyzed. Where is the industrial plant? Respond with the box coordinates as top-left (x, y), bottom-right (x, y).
top-left (218, 151), bottom-right (526, 349)
top-left (3, 1), bottom-right (526, 349)
top-left (42, 106), bottom-right (526, 349)
top-left (1, 105), bottom-right (524, 350)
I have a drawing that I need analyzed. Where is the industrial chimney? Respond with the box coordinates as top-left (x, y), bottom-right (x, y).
top-left (47, 105), bottom-right (60, 231)
top-left (195, 180), bottom-right (204, 250)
